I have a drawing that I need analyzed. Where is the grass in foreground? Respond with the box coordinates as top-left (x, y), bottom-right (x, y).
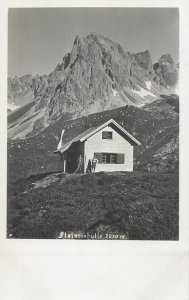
top-left (7, 171), bottom-right (179, 240)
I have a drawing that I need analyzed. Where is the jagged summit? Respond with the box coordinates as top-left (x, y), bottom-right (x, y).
top-left (158, 53), bottom-right (174, 64)
top-left (8, 32), bottom-right (178, 139)
top-left (153, 53), bottom-right (178, 87)
top-left (134, 50), bottom-right (152, 71)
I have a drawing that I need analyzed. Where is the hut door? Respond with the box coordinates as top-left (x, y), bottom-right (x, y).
top-left (67, 151), bottom-right (78, 173)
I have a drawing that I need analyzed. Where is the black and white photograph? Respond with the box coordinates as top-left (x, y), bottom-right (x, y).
top-left (7, 7), bottom-right (179, 240)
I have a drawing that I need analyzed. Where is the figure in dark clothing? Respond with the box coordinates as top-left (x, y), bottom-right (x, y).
top-left (75, 154), bottom-right (83, 173)
top-left (86, 159), bottom-right (92, 173)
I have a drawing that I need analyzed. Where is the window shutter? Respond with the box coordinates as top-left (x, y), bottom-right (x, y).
top-left (102, 132), bottom-right (107, 139)
top-left (117, 153), bottom-right (125, 164)
top-left (94, 152), bottom-right (102, 163)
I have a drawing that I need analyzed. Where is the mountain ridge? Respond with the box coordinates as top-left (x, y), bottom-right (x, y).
top-left (8, 32), bottom-right (178, 140)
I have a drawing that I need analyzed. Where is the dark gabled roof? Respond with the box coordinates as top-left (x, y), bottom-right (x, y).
top-left (54, 126), bottom-right (98, 153)
top-left (55, 118), bottom-right (141, 154)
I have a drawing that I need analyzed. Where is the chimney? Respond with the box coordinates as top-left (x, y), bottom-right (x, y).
top-left (57, 129), bottom-right (65, 151)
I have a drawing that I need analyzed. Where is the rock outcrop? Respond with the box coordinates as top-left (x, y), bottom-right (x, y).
top-left (152, 54), bottom-right (178, 88)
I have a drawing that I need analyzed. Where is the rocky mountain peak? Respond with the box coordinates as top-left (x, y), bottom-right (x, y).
top-left (158, 53), bottom-right (174, 65)
top-left (153, 53), bottom-right (178, 88)
top-left (8, 32), bottom-right (179, 139)
top-left (134, 50), bottom-right (152, 71)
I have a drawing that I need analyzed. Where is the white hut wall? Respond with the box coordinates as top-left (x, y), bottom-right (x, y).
top-left (84, 125), bottom-right (133, 172)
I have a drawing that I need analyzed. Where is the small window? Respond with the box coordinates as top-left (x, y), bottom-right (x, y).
top-left (102, 153), bottom-right (117, 164)
top-left (94, 153), bottom-right (125, 164)
top-left (102, 131), bottom-right (113, 139)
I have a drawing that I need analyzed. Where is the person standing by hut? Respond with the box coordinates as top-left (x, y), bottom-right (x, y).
top-left (86, 159), bottom-right (92, 173)
top-left (75, 154), bottom-right (83, 173)
top-left (92, 155), bottom-right (98, 172)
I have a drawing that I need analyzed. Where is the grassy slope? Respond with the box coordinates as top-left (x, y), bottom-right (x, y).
top-left (7, 171), bottom-right (179, 240)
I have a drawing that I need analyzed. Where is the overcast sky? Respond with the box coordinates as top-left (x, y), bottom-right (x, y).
top-left (8, 8), bottom-right (179, 77)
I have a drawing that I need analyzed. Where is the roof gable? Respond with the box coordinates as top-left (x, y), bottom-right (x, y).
top-left (55, 118), bottom-right (141, 153)
top-left (80, 119), bottom-right (141, 145)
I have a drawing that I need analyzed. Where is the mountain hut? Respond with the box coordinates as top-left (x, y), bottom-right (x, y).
top-left (54, 118), bottom-right (141, 173)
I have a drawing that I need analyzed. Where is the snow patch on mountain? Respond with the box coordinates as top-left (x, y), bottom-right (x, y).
top-left (133, 87), bottom-right (157, 100)
top-left (112, 88), bottom-right (118, 96)
top-left (137, 103), bottom-right (145, 108)
top-left (145, 81), bottom-right (152, 90)
top-left (8, 103), bottom-right (20, 111)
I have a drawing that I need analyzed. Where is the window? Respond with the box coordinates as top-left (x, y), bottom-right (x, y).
top-left (102, 153), bottom-right (117, 164)
top-left (94, 153), bottom-right (125, 164)
top-left (102, 131), bottom-right (113, 139)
